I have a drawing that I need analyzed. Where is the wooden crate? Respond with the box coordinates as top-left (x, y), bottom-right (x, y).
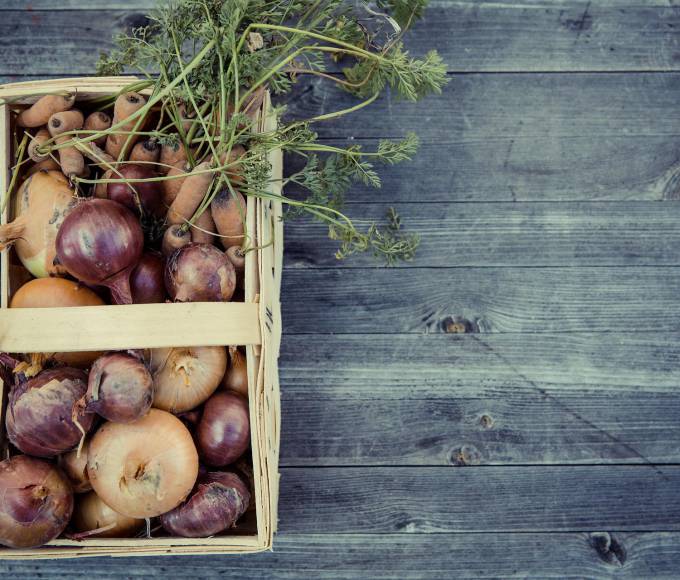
top-left (0, 78), bottom-right (282, 558)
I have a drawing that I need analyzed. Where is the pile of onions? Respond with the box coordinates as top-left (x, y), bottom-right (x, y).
top-left (87, 409), bottom-right (198, 518)
top-left (72, 492), bottom-right (143, 538)
top-left (0, 171), bottom-right (76, 278)
top-left (130, 251), bottom-right (166, 304)
top-left (222, 346), bottom-right (248, 396)
top-left (161, 471), bottom-right (250, 538)
top-left (106, 164), bottom-right (163, 218)
top-left (84, 352), bottom-right (154, 423)
top-left (165, 243), bottom-right (236, 302)
top-left (6, 368), bottom-right (94, 457)
top-left (149, 346), bottom-right (226, 414)
top-left (55, 199), bottom-right (144, 304)
top-left (0, 455), bottom-right (73, 548)
top-left (197, 392), bottom-right (250, 466)
top-left (58, 438), bottom-right (92, 493)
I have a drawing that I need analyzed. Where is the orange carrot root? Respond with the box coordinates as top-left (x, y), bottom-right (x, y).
top-left (105, 92), bottom-right (147, 160)
top-left (94, 169), bottom-right (113, 198)
top-left (162, 224), bottom-right (192, 256)
top-left (26, 158), bottom-right (60, 176)
top-left (190, 209), bottom-right (216, 245)
top-left (84, 111), bottom-right (112, 146)
top-left (159, 142), bottom-right (188, 173)
top-left (130, 139), bottom-right (160, 164)
top-left (28, 128), bottom-right (51, 162)
top-left (167, 161), bottom-right (214, 225)
top-left (163, 161), bottom-right (190, 207)
top-left (211, 189), bottom-right (247, 249)
top-left (16, 93), bottom-right (75, 128)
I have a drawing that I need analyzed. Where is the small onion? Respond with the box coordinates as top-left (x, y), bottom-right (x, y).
top-left (130, 251), bottom-right (166, 304)
top-left (72, 492), bottom-right (144, 538)
top-left (107, 164), bottom-right (163, 218)
top-left (165, 243), bottom-right (236, 302)
top-left (87, 409), bottom-right (199, 518)
top-left (55, 198), bottom-right (144, 304)
top-left (59, 438), bottom-right (92, 493)
top-left (84, 352), bottom-right (154, 423)
top-left (149, 346), bottom-right (227, 414)
top-left (222, 346), bottom-right (248, 397)
top-left (161, 471), bottom-right (250, 538)
top-left (197, 392), bottom-right (250, 466)
top-left (0, 455), bottom-right (73, 548)
top-left (6, 368), bottom-right (94, 457)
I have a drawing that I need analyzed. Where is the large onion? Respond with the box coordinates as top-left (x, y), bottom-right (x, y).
top-left (6, 368), bottom-right (94, 457)
top-left (84, 352), bottom-right (154, 423)
top-left (107, 164), bottom-right (164, 218)
top-left (149, 346), bottom-right (227, 414)
top-left (197, 392), bottom-right (250, 466)
top-left (72, 492), bottom-right (143, 538)
top-left (165, 243), bottom-right (236, 302)
top-left (161, 471), bottom-right (250, 538)
top-left (10, 277), bottom-right (105, 368)
top-left (130, 251), bottom-right (166, 304)
top-left (0, 170), bottom-right (76, 278)
top-left (55, 198), bottom-right (144, 304)
top-left (59, 438), bottom-right (92, 493)
top-left (0, 455), bottom-right (73, 548)
top-left (87, 409), bottom-right (199, 518)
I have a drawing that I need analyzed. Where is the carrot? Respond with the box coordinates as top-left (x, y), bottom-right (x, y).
top-left (163, 161), bottom-right (190, 207)
top-left (166, 161), bottom-right (214, 225)
top-left (211, 189), bottom-right (246, 249)
top-left (162, 224), bottom-right (192, 256)
top-left (159, 142), bottom-right (188, 174)
top-left (26, 158), bottom-right (60, 177)
top-left (190, 209), bottom-right (216, 245)
top-left (130, 139), bottom-right (160, 164)
top-left (76, 141), bottom-right (114, 166)
top-left (214, 144), bottom-right (246, 184)
top-left (48, 110), bottom-right (85, 179)
top-left (94, 169), bottom-right (113, 198)
top-left (105, 92), bottom-right (147, 159)
top-left (28, 128), bottom-right (50, 162)
top-left (83, 111), bottom-right (111, 146)
top-left (16, 93), bottom-right (75, 128)
top-left (177, 102), bottom-right (195, 133)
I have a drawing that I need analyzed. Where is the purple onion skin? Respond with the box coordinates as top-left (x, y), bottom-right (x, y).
top-left (160, 471), bottom-right (250, 537)
top-left (197, 392), bottom-right (250, 466)
top-left (165, 243), bottom-right (236, 302)
top-left (130, 251), bottom-right (166, 304)
top-left (0, 456), bottom-right (73, 548)
top-left (107, 164), bottom-right (164, 218)
top-left (55, 199), bottom-right (144, 304)
top-left (86, 353), bottom-right (154, 423)
top-left (6, 368), bottom-right (94, 457)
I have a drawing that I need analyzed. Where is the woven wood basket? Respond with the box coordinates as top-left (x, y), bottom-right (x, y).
top-left (0, 77), bottom-right (281, 558)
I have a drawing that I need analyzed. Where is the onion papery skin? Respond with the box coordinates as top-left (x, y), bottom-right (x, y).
top-left (130, 251), bottom-right (166, 304)
top-left (106, 164), bottom-right (164, 218)
top-left (221, 346), bottom-right (248, 397)
top-left (165, 243), bottom-right (236, 303)
top-left (197, 392), bottom-right (250, 467)
top-left (72, 492), bottom-right (144, 538)
top-left (87, 409), bottom-right (199, 518)
top-left (0, 455), bottom-right (73, 548)
top-left (149, 346), bottom-right (227, 414)
top-left (59, 438), bottom-right (92, 493)
top-left (86, 352), bottom-right (154, 423)
top-left (160, 471), bottom-right (250, 538)
top-left (55, 199), bottom-right (144, 305)
top-left (6, 368), bottom-right (94, 457)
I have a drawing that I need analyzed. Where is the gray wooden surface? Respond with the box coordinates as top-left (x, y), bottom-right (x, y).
top-left (1, 0), bottom-right (680, 578)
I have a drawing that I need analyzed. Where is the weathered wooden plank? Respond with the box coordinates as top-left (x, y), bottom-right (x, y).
top-left (283, 202), bottom-right (680, 268)
top-left (278, 333), bottom-right (680, 465)
top-left (281, 267), bottom-right (680, 334)
top-left (274, 466), bottom-right (680, 533)
top-left (0, 2), bottom-right (678, 73)
top-left (1, 532), bottom-right (679, 578)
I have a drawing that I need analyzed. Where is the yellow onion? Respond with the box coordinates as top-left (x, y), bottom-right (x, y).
top-left (72, 492), bottom-right (144, 538)
top-left (0, 170), bottom-right (76, 278)
top-left (58, 438), bottom-right (92, 493)
top-left (87, 409), bottom-right (199, 518)
top-left (149, 346), bottom-right (227, 413)
top-left (221, 346), bottom-right (248, 397)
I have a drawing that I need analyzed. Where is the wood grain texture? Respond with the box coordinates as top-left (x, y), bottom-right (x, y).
top-left (1, 532), bottom-right (678, 578)
top-left (278, 333), bottom-right (680, 465)
top-left (0, 2), bottom-right (678, 73)
top-left (281, 267), bottom-right (680, 334)
top-left (283, 202), bottom-right (680, 268)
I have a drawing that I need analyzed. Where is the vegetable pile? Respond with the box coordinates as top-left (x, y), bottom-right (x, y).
top-left (0, 0), bottom-right (445, 548)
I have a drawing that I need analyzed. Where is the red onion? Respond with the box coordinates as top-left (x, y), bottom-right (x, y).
top-left (160, 471), bottom-right (250, 537)
top-left (84, 352), bottom-right (154, 423)
top-left (0, 455), bottom-right (73, 548)
top-left (197, 392), bottom-right (250, 466)
top-left (165, 243), bottom-right (236, 302)
top-left (107, 164), bottom-right (164, 218)
top-left (130, 251), bottom-right (166, 304)
top-left (6, 368), bottom-right (94, 457)
top-left (56, 199), bottom-right (144, 304)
